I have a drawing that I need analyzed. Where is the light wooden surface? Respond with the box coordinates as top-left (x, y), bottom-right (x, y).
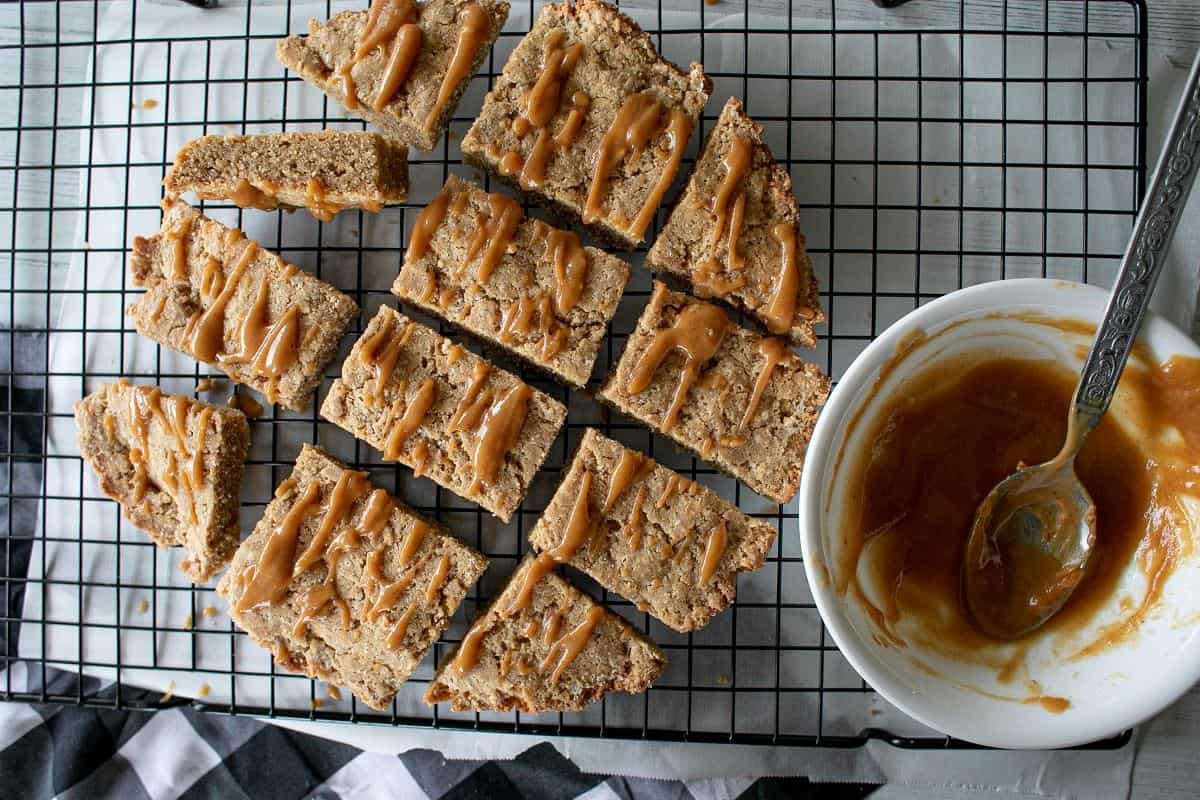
top-left (1, 1), bottom-right (1198, 795)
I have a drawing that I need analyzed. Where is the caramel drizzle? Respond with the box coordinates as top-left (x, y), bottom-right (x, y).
top-left (167, 215), bottom-right (193, 281)
top-left (765, 222), bottom-right (800, 335)
top-left (359, 313), bottom-right (413, 407)
top-left (541, 607), bottom-right (564, 644)
top-left (498, 295), bottom-right (538, 343)
top-left (293, 469), bottom-right (369, 576)
top-left (148, 292), bottom-right (169, 324)
top-left (424, 554), bottom-right (451, 604)
top-left (547, 468), bottom-right (593, 561)
top-left (497, 292), bottom-right (567, 359)
top-left (406, 188), bottom-right (454, 264)
top-left (275, 477), bottom-right (297, 498)
top-left (425, 3), bottom-right (488, 128)
top-left (386, 604), bottom-right (418, 649)
top-left (524, 617), bottom-right (541, 639)
top-left (384, 377), bottom-right (437, 461)
top-left (512, 30), bottom-right (586, 191)
top-left (190, 407), bottom-right (213, 487)
top-left (506, 552), bottom-right (556, 614)
top-left (603, 450), bottom-right (647, 514)
top-left (469, 384), bottom-right (531, 493)
top-left (188, 241), bottom-right (258, 362)
top-left (229, 179), bottom-right (279, 212)
top-left (544, 229), bottom-right (588, 315)
top-left (199, 257), bottom-right (224, 300)
top-left (629, 109), bottom-right (690, 240)
top-left (398, 518), bottom-right (429, 568)
top-left (447, 361), bottom-right (491, 432)
top-left (737, 337), bottom-right (787, 434)
top-left (128, 387), bottom-right (204, 521)
top-left (700, 135), bottom-right (752, 279)
top-left (228, 393), bottom-right (263, 419)
top-left (463, 192), bottom-right (523, 284)
top-left (655, 474), bottom-right (680, 509)
top-left (412, 440), bottom-right (430, 477)
top-left (452, 613), bottom-right (491, 675)
top-left (340, 0), bottom-right (421, 111)
top-left (625, 485), bottom-right (648, 551)
top-left (699, 520), bottom-right (728, 584)
top-left (498, 151), bottom-right (522, 177)
top-left (292, 583), bottom-right (349, 637)
top-left (447, 344), bottom-right (464, 365)
top-left (235, 481), bottom-right (321, 612)
top-left (626, 301), bottom-right (731, 432)
top-left (305, 179), bottom-right (342, 222)
top-left (537, 295), bottom-right (568, 359)
top-left (540, 606), bottom-right (604, 683)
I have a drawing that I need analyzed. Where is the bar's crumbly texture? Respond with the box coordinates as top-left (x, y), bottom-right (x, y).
top-left (391, 175), bottom-right (630, 387)
top-left (276, 0), bottom-right (510, 151)
top-left (320, 306), bottom-right (567, 522)
top-left (646, 97), bottom-right (824, 347)
top-left (128, 198), bottom-right (358, 412)
top-left (215, 445), bottom-right (489, 711)
top-left (162, 131), bottom-right (409, 220)
top-left (424, 553), bottom-right (664, 711)
top-left (460, 0), bottom-right (710, 249)
top-left (75, 382), bottom-right (250, 583)
top-left (528, 428), bottom-right (776, 631)
top-left (599, 282), bottom-right (830, 504)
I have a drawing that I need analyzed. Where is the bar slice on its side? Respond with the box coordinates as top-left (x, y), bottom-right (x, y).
top-left (391, 175), bottom-right (631, 387)
top-left (460, 0), bottom-right (710, 248)
top-left (598, 282), bottom-right (830, 504)
top-left (162, 130), bottom-right (409, 221)
top-left (320, 306), bottom-right (566, 522)
top-left (75, 381), bottom-right (250, 583)
top-left (528, 428), bottom-right (776, 632)
top-left (128, 198), bottom-right (358, 412)
top-left (215, 444), bottom-right (489, 711)
top-left (423, 553), bottom-right (664, 711)
top-left (646, 97), bottom-right (825, 347)
top-left (276, 0), bottom-right (511, 151)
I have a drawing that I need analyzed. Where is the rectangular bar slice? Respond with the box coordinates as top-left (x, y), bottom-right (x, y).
top-left (215, 444), bottom-right (489, 711)
top-left (128, 198), bottom-right (359, 412)
top-left (75, 381), bottom-right (250, 583)
top-left (276, 0), bottom-right (511, 151)
top-left (598, 282), bottom-right (830, 504)
top-left (162, 130), bottom-right (409, 221)
top-left (460, 0), bottom-right (711, 249)
top-left (320, 305), bottom-right (567, 522)
top-left (528, 428), bottom-right (776, 631)
top-left (646, 97), bottom-right (825, 347)
top-left (423, 552), bottom-right (664, 711)
top-left (391, 175), bottom-right (631, 387)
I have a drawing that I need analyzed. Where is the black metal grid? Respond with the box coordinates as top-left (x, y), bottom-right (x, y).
top-left (0, 0), bottom-right (1146, 749)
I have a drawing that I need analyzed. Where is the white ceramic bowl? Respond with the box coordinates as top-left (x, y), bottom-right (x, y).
top-left (799, 278), bottom-right (1200, 749)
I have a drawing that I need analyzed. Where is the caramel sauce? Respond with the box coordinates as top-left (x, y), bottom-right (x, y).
top-left (499, 295), bottom-right (538, 343)
top-left (369, 568), bottom-right (419, 622)
top-left (189, 241), bottom-right (257, 362)
top-left (840, 336), bottom-right (1200, 688)
top-left (498, 650), bottom-right (513, 677)
top-left (585, 92), bottom-right (666, 231)
top-left (542, 607), bottom-right (564, 644)
top-left (544, 229), bottom-right (588, 315)
top-left (167, 216), bottom-right (193, 281)
top-left (406, 188), bottom-right (453, 264)
top-left (699, 520), bottom-right (727, 584)
top-left (737, 337), bottom-right (787, 432)
top-left (148, 292), bottom-right (169, 324)
top-left (540, 605), bottom-right (604, 683)
top-left (625, 485), bottom-right (648, 551)
top-left (512, 31), bottom-right (585, 190)
top-left (603, 450), bottom-right (646, 514)
top-left (200, 257), bottom-right (224, 301)
top-left (236, 481), bottom-right (321, 612)
top-left (384, 377), bottom-right (437, 460)
top-left (555, 92), bottom-right (589, 148)
top-left (359, 314), bottom-right (410, 407)
top-left (424, 554), bottom-right (451, 604)
top-left (195, 377), bottom-right (219, 393)
top-left (227, 393), bottom-right (263, 419)
top-left (293, 469), bottom-right (369, 576)
top-left (425, 3), bottom-right (488, 127)
top-left (470, 384), bottom-right (531, 492)
top-left (626, 300), bottom-right (730, 431)
top-left (448, 361), bottom-right (491, 432)
top-left (340, 0), bottom-right (420, 111)
top-left (374, 21), bottom-right (421, 111)
top-left (764, 222), bottom-right (799, 335)
top-left (548, 469), bottom-right (593, 561)
top-left (537, 295), bottom-right (567, 359)
top-left (304, 179), bottom-right (342, 222)
top-left (452, 613), bottom-right (491, 675)
top-left (190, 406), bottom-right (212, 487)
top-left (699, 134), bottom-right (751, 283)
top-left (507, 552), bottom-right (556, 614)
top-left (655, 474), bottom-right (680, 509)
top-left (463, 192), bottom-right (522, 284)
top-left (398, 518), bottom-right (430, 568)
top-left (498, 150), bottom-right (523, 177)
top-left (387, 604), bottom-right (418, 649)
top-left (412, 440), bottom-right (430, 477)
top-left (275, 477), bottom-right (297, 498)
top-left (629, 109), bottom-right (690, 240)
top-left (524, 617), bottom-right (541, 639)
top-left (229, 179), bottom-right (279, 212)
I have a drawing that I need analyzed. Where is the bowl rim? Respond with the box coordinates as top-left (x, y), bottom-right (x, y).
top-left (798, 277), bottom-right (1200, 749)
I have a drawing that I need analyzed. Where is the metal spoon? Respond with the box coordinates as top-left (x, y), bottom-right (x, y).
top-left (962, 49), bottom-right (1200, 641)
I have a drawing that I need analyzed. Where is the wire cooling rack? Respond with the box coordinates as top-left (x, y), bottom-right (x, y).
top-left (1, 0), bottom-right (1146, 749)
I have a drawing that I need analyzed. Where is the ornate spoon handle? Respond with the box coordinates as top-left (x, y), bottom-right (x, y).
top-left (1075, 49), bottom-right (1200, 427)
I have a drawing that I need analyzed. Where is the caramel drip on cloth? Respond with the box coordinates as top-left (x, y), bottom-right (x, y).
top-left (693, 135), bottom-right (752, 296)
top-left (699, 519), bottom-right (728, 584)
top-left (625, 485), bottom-right (648, 551)
top-left (585, 93), bottom-right (691, 240)
top-left (469, 384), bottom-right (532, 494)
top-left (358, 312), bottom-right (413, 407)
top-left (547, 468), bottom-right (593, 561)
top-left (305, 179), bottom-right (342, 222)
top-left (425, 2), bottom-right (489, 128)
top-left (764, 222), bottom-right (800, 335)
top-left (188, 241), bottom-right (258, 362)
top-left (463, 192), bottom-right (523, 284)
top-left (235, 481), bottom-right (321, 612)
top-left (339, 0), bottom-right (420, 111)
top-left (384, 377), bottom-right (437, 460)
top-left (405, 187), bottom-right (454, 264)
top-left (626, 301), bottom-right (731, 431)
top-left (167, 215), bottom-right (193, 281)
top-left (540, 605), bottom-right (604, 683)
top-left (603, 450), bottom-right (647, 514)
top-left (544, 229), bottom-right (588, 315)
top-left (733, 337), bottom-right (787, 441)
top-left (229, 179), bottom-right (279, 212)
